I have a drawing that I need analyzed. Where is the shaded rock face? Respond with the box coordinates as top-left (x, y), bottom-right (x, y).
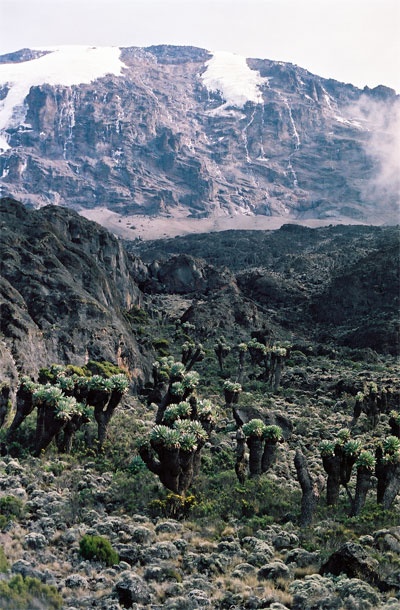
top-left (0, 197), bottom-right (146, 379)
top-left (0, 45), bottom-right (399, 224)
top-left (133, 224), bottom-right (400, 355)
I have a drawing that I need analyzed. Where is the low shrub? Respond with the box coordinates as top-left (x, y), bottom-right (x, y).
top-left (0, 574), bottom-right (62, 609)
top-left (79, 534), bottom-right (119, 566)
top-left (0, 495), bottom-right (25, 529)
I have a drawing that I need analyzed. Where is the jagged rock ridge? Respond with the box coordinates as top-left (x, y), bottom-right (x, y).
top-left (0, 45), bottom-right (398, 225)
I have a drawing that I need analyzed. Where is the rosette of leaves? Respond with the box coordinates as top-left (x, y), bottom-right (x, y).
top-left (54, 396), bottom-right (80, 421)
top-left (356, 450), bottom-right (376, 471)
top-left (336, 428), bottom-right (352, 445)
top-left (238, 343), bottom-right (248, 353)
top-left (169, 362), bottom-right (186, 381)
top-left (33, 385), bottom-right (64, 407)
top-left (242, 419), bottom-right (266, 438)
top-left (263, 425), bottom-right (283, 442)
top-left (343, 439), bottom-right (362, 456)
top-left (20, 376), bottom-right (39, 393)
top-left (174, 419), bottom-right (208, 444)
top-left (151, 425), bottom-right (181, 449)
top-left (179, 432), bottom-right (198, 452)
top-left (109, 374), bottom-right (129, 393)
top-left (247, 339), bottom-right (267, 354)
top-left (223, 380), bottom-right (242, 394)
top-left (382, 436), bottom-right (400, 463)
top-left (389, 410), bottom-right (400, 425)
top-left (56, 375), bottom-right (76, 392)
top-left (181, 371), bottom-right (200, 392)
top-left (319, 440), bottom-right (335, 457)
top-left (355, 391), bottom-right (364, 402)
top-left (389, 410), bottom-right (400, 438)
top-left (163, 401), bottom-right (192, 424)
top-left (196, 399), bottom-right (215, 423)
top-left (271, 346), bottom-right (287, 357)
top-left (170, 381), bottom-right (185, 399)
top-left (87, 375), bottom-right (113, 391)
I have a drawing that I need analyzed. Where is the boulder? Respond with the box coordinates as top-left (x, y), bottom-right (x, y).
top-left (320, 542), bottom-right (380, 587)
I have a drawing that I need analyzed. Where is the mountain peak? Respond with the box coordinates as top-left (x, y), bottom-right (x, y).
top-left (0, 45), bottom-right (398, 229)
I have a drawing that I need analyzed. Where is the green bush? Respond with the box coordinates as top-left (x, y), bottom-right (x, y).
top-left (0, 545), bottom-right (8, 572)
top-left (85, 360), bottom-right (125, 378)
top-left (0, 574), bottom-right (62, 609)
top-left (0, 495), bottom-right (25, 527)
top-left (79, 534), bottom-right (119, 566)
top-left (153, 338), bottom-right (170, 357)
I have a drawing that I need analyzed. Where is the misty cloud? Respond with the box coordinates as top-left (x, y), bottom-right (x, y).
top-left (350, 92), bottom-right (400, 218)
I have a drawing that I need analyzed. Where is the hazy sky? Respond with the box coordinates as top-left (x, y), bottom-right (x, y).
top-left (0, 0), bottom-right (399, 92)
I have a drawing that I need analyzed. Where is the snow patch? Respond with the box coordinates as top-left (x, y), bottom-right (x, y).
top-left (202, 51), bottom-right (265, 108)
top-left (0, 46), bottom-right (126, 151)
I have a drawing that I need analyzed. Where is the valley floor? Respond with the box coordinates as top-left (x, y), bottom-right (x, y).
top-left (79, 208), bottom-right (371, 241)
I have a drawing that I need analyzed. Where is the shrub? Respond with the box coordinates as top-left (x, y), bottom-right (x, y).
top-left (79, 534), bottom-right (119, 566)
top-left (0, 574), bottom-right (62, 609)
top-left (85, 360), bottom-right (125, 378)
top-left (0, 546), bottom-right (8, 572)
top-left (153, 338), bottom-right (170, 357)
top-left (0, 495), bottom-right (25, 528)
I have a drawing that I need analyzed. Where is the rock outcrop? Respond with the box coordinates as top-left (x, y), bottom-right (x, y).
top-left (0, 197), bottom-right (146, 380)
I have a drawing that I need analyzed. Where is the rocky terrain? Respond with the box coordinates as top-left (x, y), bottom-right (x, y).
top-left (0, 198), bottom-right (399, 609)
top-left (0, 45), bottom-right (399, 230)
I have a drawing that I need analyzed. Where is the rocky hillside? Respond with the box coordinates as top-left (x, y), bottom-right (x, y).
top-left (0, 197), bottom-right (148, 380)
top-left (130, 223), bottom-right (400, 355)
top-left (0, 45), bottom-right (399, 226)
top-left (0, 199), bottom-right (399, 609)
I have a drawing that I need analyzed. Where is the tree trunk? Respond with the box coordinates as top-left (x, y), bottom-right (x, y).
top-left (351, 466), bottom-right (373, 516)
top-left (322, 454), bottom-right (341, 506)
top-left (7, 388), bottom-right (35, 440)
top-left (178, 450), bottom-right (195, 495)
top-left (294, 449), bottom-right (323, 527)
top-left (0, 385), bottom-right (11, 429)
top-left (340, 453), bottom-right (357, 487)
top-left (235, 428), bottom-right (247, 484)
top-left (272, 357), bottom-right (283, 392)
top-left (247, 436), bottom-right (264, 477)
top-left (375, 447), bottom-right (389, 504)
top-left (382, 463), bottom-right (400, 510)
top-left (389, 416), bottom-right (400, 438)
top-left (261, 441), bottom-right (278, 473)
top-left (34, 406), bottom-right (67, 455)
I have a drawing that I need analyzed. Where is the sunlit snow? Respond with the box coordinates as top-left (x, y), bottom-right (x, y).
top-left (201, 51), bottom-right (265, 109)
top-left (0, 46), bottom-right (126, 150)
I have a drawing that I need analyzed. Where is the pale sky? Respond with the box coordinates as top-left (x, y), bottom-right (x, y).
top-left (0, 0), bottom-right (399, 92)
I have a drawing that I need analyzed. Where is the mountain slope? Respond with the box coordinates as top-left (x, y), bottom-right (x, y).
top-left (0, 197), bottom-right (147, 378)
top-left (0, 45), bottom-right (398, 226)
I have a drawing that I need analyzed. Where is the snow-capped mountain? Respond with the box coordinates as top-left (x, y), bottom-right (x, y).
top-left (0, 45), bottom-right (398, 226)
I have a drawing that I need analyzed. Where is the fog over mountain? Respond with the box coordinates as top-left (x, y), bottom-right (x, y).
top-left (0, 45), bottom-right (398, 234)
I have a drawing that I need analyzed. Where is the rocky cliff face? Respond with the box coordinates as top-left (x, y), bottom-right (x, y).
top-left (0, 197), bottom-right (147, 379)
top-left (0, 45), bottom-right (398, 225)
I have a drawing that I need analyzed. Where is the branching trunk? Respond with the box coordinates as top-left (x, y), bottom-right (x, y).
top-left (94, 389), bottom-right (123, 449)
top-left (294, 449), bottom-right (324, 527)
top-left (34, 406), bottom-right (67, 456)
top-left (7, 388), bottom-right (35, 440)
